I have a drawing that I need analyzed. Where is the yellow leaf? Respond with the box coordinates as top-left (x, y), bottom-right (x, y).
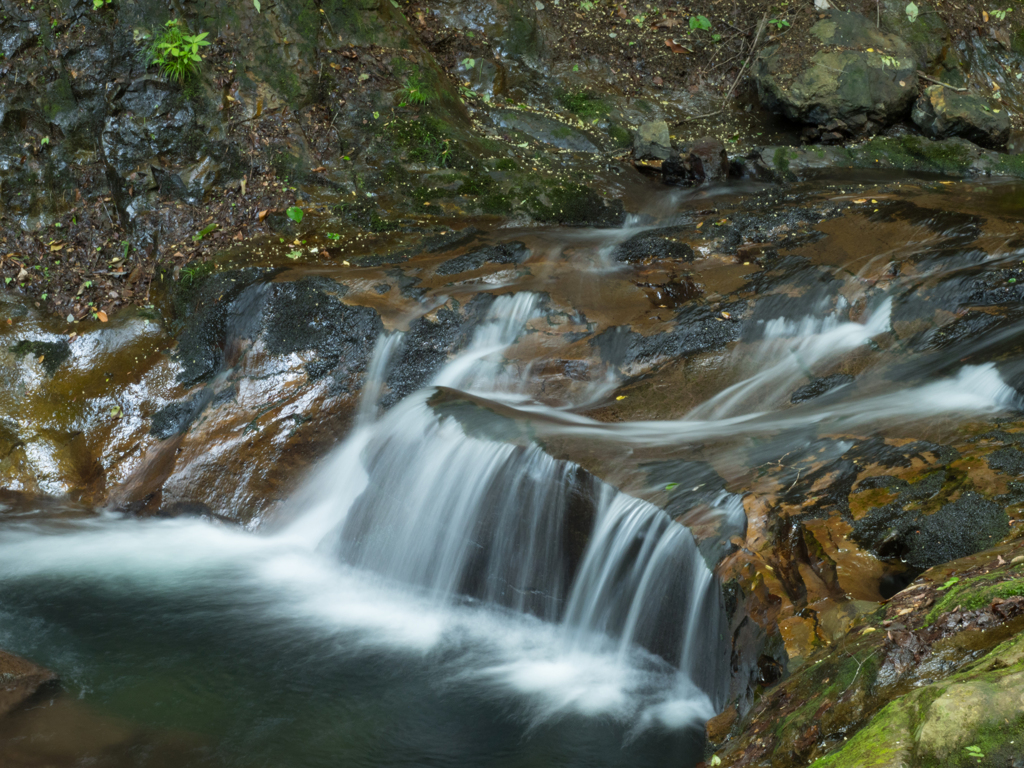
top-left (97, 310), bottom-right (108, 322)
top-left (615, 395), bottom-right (627, 401)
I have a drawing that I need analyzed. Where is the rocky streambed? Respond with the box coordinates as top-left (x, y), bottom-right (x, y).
top-left (5, 0), bottom-right (1024, 766)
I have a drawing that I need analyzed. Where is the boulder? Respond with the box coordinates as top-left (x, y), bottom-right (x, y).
top-left (754, 11), bottom-right (918, 136)
top-left (633, 120), bottom-right (672, 162)
top-left (879, 0), bottom-right (951, 71)
top-left (911, 85), bottom-right (1010, 148)
top-left (662, 136), bottom-right (730, 186)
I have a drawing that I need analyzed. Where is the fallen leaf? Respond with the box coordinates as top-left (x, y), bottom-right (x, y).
top-left (233, 231), bottom-right (244, 240)
top-left (983, 9), bottom-right (990, 22)
top-left (853, 198), bottom-right (867, 203)
top-left (240, 177), bottom-right (247, 195)
top-left (666, 38), bottom-right (692, 54)
top-left (50, 242), bottom-right (65, 251)
top-left (257, 210), bottom-right (269, 222)
top-left (311, 166), bottom-right (326, 172)
top-left (617, 6), bottom-right (627, 17)
top-left (17, 267), bottom-right (28, 280)
top-left (656, 17), bottom-right (681, 28)
top-left (653, 76), bottom-right (664, 85)
top-left (97, 310), bottom-right (108, 322)
top-left (615, 395), bottom-right (627, 401)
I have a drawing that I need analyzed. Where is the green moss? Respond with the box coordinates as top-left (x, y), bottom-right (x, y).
top-left (810, 692), bottom-right (919, 768)
top-left (607, 123), bottom-right (633, 149)
top-left (926, 573), bottom-right (1024, 625)
top-left (855, 135), bottom-right (973, 176)
top-left (378, 117), bottom-right (471, 169)
top-left (773, 146), bottom-right (795, 178)
top-left (41, 75), bottom-right (76, 122)
top-left (457, 170), bottom-right (495, 196)
top-left (557, 90), bottom-right (609, 119)
top-left (526, 182), bottom-right (623, 227)
top-left (479, 192), bottom-right (513, 215)
top-left (492, 158), bottom-right (520, 172)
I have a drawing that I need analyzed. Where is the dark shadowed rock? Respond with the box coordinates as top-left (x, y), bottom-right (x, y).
top-left (614, 227), bottom-right (694, 264)
top-left (663, 137), bottom-right (730, 186)
top-left (790, 373), bottom-right (854, 404)
top-left (912, 86), bottom-right (1010, 148)
top-left (436, 242), bottom-right (529, 276)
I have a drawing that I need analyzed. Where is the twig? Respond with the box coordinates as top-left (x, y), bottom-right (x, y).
top-left (725, 12), bottom-right (769, 99)
top-left (917, 71), bottom-right (968, 92)
top-left (675, 109), bottom-right (726, 124)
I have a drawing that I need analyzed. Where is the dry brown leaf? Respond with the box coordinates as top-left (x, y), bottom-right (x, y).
top-left (50, 242), bottom-right (64, 251)
top-left (665, 38), bottom-right (692, 54)
top-left (983, 9), bottom-right (990, 22)
top-left (617, 6), bottom-right (627, 17)
top-left (656, 17), bottom-right (682, 28)
top-left (17, 267), bottom-right (28, 280)
top-left (97, 310), bottom-right (108, 323)
top-left (257, 210), bottom-right (269, 221)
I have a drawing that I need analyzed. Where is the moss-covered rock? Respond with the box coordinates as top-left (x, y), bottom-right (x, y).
top-left (912, 85), bottom-right (1010, 149)
top-left (754, 11), bottom-right (918, 135)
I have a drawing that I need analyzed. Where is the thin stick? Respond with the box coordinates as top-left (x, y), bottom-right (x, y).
top-left (675, 109), bottom-right (726, 124)
top-left (917, 71), bottom-right (968, 92)
top-left (725, 12), bottom-right (769, 99)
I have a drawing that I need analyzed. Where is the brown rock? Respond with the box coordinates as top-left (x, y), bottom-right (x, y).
top-left (0, 649), bottom-right (57, 719)
top-left (706, 705), bottom-right (739, 744)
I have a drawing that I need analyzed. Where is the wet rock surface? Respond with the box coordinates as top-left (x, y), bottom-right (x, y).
top-left (912, 85), bottom-right (1011, 148)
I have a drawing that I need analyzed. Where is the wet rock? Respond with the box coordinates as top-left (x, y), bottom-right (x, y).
top-left (591, 302), bottom-right (744, 372)
top-left (172, 268), bottom-right (274, 387)
top-left (262, 276), bottom-right (383, 383)
top-left (10, 339), bottom-right (71, 377)
top-left (754, 12), bottom-right (918, 135)
top-left (633, 120), bottom-right (672, 162)
top-left (528, 183), bottom-right (625, 227)
top-left (912, 85), bottom-right (1010, 149)
top-left (382, 298), bottom-right (492, 407)
top-left (436, 241), bottom-right (529, 276)
top-left (494, 109), bottom-right (601, 153)
top-left (0, 649), bottom-right (56, 719)
top-left (613, 227), bottom-right (694, 265)
top-left (790, 373), bottom-right (854, 404)
top-left (101, 80), bottom-right (197, 176)
top-left (662, 137), bottom-right (730, 186)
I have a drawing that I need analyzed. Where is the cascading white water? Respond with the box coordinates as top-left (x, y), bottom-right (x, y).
top-left (284, 292), bottom-right (731, 711)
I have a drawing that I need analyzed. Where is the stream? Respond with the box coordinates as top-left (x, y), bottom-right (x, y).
top-left (2, 175), bottom-right (1024, 767)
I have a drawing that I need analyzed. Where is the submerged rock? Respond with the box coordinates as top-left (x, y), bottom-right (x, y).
top-left (0, 649), bottom-right (56, 719)
top-left (754, 11), bottom-right (918, 136)
top-left (912, 85), bottom-right (1010, 148)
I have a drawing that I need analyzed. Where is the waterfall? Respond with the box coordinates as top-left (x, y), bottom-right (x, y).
top-left (285, 291), bottom-right (731, 712)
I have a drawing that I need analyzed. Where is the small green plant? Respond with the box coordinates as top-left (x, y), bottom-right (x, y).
top-left (191, 223), bottom-right (217, 242)
top-left (768, 18), bottom-right (790, 30)
top-left (286, 206), bottom-right (304, 223)
top-left (689, 15), bottom-right (712, 32)
top-left (665, 483), bottom-right (679, 491)
top-left (326, 232), bottom-right (341, 240)
top-left (150, 20), bottom-right (210, 84)
top-left (286, 250), bottom-right (302, 259)
top-left (880, 54), bottom-right (900, 69)
top-left (965, 745), bottom-right (984, 762)
top-left (92, 0), bottom-right (112, 9)
top-left (580, 0), bottom-right (595, 10)
top-left (401, 72), bottom-right (430, 105)
top-left (905, 2), bottom-right (919, 22)
top-left (253, 0), bottom-right (261, 11)
top-left (990, 7), bottom-right (1011, 21)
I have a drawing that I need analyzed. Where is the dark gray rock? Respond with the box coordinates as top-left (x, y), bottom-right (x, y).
top-left (634, 120), bottom-right (672, 162)
top-left (663, 136), bottom-right (730, 186)
top-left (912, 85), bottom-right (1010, 149)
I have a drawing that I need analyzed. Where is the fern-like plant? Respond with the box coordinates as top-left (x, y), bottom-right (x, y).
top-left (150, 20), bottom-right (210, 84)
